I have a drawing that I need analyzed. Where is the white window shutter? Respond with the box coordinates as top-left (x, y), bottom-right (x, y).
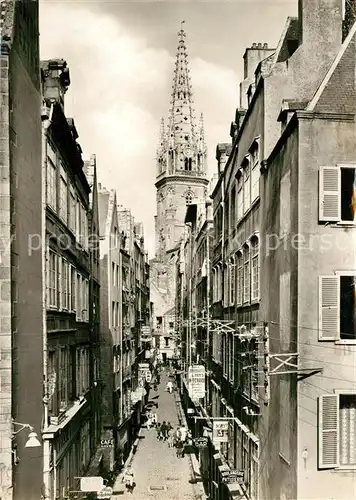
top-left (318, 395), bottom-right (339, 468)
top-left (318, 276), bottom-right (339, 340)
top-left (319, 167), bottom-right (340, 222)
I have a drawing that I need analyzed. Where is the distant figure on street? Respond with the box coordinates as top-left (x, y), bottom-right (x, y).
top-left (178, 425), bottom-right (187, 443)
top-left (176, 439), bottom-right (183, 458)
top-left (151, 412), bottom-right (157, 426)
top-left (156, 422), bottom-right (162, 440)
top-left (167, 422), bottom-right (173, 434)
top-left (166, 381), bottom-right (173, 393)
top-left (146, 413), bottom-right (152, 430)
top-left (161, 421), bottom-right (168, 441)
top-left (124, 467), bottom-right (135, 494)
top-left (167, 430), bottom-right (174, 448)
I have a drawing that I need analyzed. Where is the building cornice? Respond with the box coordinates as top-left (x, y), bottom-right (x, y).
top-left (155, 175), bottom-right (209, 189)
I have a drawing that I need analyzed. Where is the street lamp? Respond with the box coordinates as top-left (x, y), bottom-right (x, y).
top-left (12, 421), bottom-right (41, 448)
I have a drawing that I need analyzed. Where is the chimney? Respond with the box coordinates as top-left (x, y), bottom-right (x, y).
top-left (216, 143), bottom-right (232, 175)
top-left (343, 0), bottom-right (356, 40)
top-left (40, 59), bottom-right (70, 111)
top-left (298, 0), bottom-right (342, 48)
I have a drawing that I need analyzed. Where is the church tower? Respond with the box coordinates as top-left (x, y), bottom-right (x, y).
top-left (154, 27), bottom-right (209, 260)
top-left (150, 27), bottom-right (208, 361)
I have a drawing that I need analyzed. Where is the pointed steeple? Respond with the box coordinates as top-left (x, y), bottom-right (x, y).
top-left (156, 25), bottom-right (207, 178)
top-left (168, 26), bottom-right (196, 148)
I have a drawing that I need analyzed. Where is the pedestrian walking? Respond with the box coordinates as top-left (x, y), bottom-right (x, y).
top-left (146, 413), bottom-right (152, 430)
top-left (124, 467), bottom-right (135, 494)
top-left (166, 380), bottom-right (173, 393)
top-left (178, 425), bottom-right (187, 443)
top-left (161, 421), bottom-right (168, 441)
top-left (151, 412), bottom-right (157, 426)
top-left (167, 421), bottom-right (173, 433)
top-left (167, 430), bottom-right (174, 448)
top-left (156, 422), bottom-right (162, 440)
top-left (176, 439), bottom-right (183, 458)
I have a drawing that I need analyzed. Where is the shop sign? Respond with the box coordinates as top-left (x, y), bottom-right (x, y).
top-left (212, 420), bottom-right (229, 443)
top-left (188, 365), bottom-right (205, 400)
top-left (100, 439), bottom-right (113, 448)
top-left (194, 437), bottom-right (208, 448)
top-left (145, 371), bottom-right (152, 382)
top-left (138, 363), bottom-right (150, 383)
top-left (222, 469), bottom-right (245, 484)
top-left (141, 326), bottom-right (152, 343)
top-left (80, 476), bottom-right (104, 492)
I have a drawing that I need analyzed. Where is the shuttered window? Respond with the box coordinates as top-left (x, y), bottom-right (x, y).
top-left (319, 167), bottom-right (340, 221)
top-left (318, 395), bottom-right (339, 468)
top-left (319, 394), bottom-right (356, 469)
top-left (318, 276), bottom-right (340, 340)
top-left (236, 253), bottom-right (243, 306)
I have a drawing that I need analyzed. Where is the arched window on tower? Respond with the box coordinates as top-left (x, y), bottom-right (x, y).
top-left (197, 154), bottom-right (201, 170)
top-left (188, 158), bottom-right (192, 171)
top-left (184, 158), bottom-right (189, 171)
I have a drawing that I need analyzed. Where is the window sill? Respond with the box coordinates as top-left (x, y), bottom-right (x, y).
top-left (333, 465), bottom-right (356, 471)
top-left (335, 221), bottom-right (356, 227)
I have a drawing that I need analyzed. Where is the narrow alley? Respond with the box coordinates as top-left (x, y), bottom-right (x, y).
top-left (112, 370), bottom-right (205, 500)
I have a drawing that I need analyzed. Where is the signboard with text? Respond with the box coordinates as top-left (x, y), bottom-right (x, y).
top-left (212, 420), bottom-right (229, 443)
top-left (188, 365), bottom-right (206, 400)
top-left (80, 476), bottom-right (104, 492)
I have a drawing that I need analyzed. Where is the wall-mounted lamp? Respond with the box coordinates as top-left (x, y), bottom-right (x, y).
top-left (12, 421), bottom-right (41, 448)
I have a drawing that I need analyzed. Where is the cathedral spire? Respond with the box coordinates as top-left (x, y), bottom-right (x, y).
top-left (168, 25), bottom-right (196, 149)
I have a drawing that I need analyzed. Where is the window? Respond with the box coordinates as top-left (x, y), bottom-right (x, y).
top-left (59, 348), bottom-right (69, 411)
top-left (236, 252), bottom-right (244, 306)
top-left (69, 185), bottom-right (76, 233)
top-left (237, 173), bottom-right (243, 221)
top-left (251, 238), bottom-right (259, 301)
top-left (46, 151), bottom-right (57, 210)
top-left (319, 393), bottom-right (356, 468)
top-left (61, 259), bottom-right (68, 310)
top-left (243, 158), bottom-right (251, 213)
top-left (59, 164), bottom-right (68, 223)
top-left (165, 337), bottom-right (169, 347)
top-left (71, 266), bottom-right (76, 311)
top-left (112, 262), bottom-right (115, 287)
top-left (319, 165), bottom-right (356, 223)
top-left (251, 143), bottom-right (260, 202)
top-left (223, 264), bottom-right (229, 307)
top-left (319, 275), bottom-right (356, 341)
top-left (243, 246), bottom-right (250, 303)
top-left (229, 258), bottom-right (235, 306)
top-left (76, 199), bottom-right (81, 242)
top-left (47, 251), bottom-right (57, 308)
top-left (230, 185), bottom-right (236, 230)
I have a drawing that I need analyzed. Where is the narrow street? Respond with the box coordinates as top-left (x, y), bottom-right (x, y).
top-left (113, 370), bottom-right (204, 499)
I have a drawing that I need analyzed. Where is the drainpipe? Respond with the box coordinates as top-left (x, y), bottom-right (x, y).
top-left (42, 102), bottom-right (54, 500)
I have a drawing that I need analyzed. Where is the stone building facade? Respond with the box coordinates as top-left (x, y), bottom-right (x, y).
top-left (0, 2), bottom-right (43, 499)
top-left (150, 28), bottom-right (209, 359)
top-left (203, 1), bottom-right (356, 500)
top-left (98, 190), bottom-right (150, 475)
top-left (41, 59), bottom-right (101, 499)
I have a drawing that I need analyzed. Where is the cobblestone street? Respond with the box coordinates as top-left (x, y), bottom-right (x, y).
top-left (113, 371), bottom-right (204, 499)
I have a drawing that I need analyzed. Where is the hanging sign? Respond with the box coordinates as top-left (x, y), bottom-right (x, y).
top-left (212, 420), bottom-right (229, 443)
top-left (188, 365), bottom-right (206, 400)
top-left (80, 476), bottom-right (104, 492)
top-left (194, 436), bottom-right (208, 448)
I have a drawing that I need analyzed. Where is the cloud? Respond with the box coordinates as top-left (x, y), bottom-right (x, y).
top-left (39, 3), bottom-right (238, 256)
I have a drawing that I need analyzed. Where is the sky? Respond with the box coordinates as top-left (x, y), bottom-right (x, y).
top-left (39, 0), bottom-right (298, 257)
